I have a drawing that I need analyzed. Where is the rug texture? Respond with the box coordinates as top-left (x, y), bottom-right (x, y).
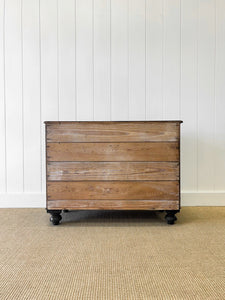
top-left (0, 207), bottom-right (224, 299)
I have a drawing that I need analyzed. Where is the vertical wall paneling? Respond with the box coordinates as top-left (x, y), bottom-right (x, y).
top-left (93, 0), bottom-right (110, 120)
top-left (111, 0), bottom-right (129, 120)
top-left (4, 0), bottom-right (23, 192)
top-left (214, 0), bottom-right (225, 190)
top-left (198, 0), bottom-right (215, 191)
top-left (163, 0), bottom-right (180, 119)
top-left (1, 0), bottom-right (225, 206)
top-left (180, 0), bottom-right (198, 191)
top-left (146, 0), bottom-right (163, 119)
top-left (58, 0), bottom-right (76, 120)
top-left (0, 0), bottom-right (6, 192)
top-left (128, 0), bottom-right (145, 120)
top-left (40, 0), bottom-right (58, 121)
top-left (40, 0), bottom-right (58, 191)
top-left (22, 0), bottom-right (41, 192)
top-left (76, 0), bottom-right (94, 120)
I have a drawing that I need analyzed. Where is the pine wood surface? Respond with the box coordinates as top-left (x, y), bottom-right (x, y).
top-left (47, 142), bottom-right (179, 162)
top-left (47, 199), bottom-right (179, 210)
top-left (47, 162), bottom-right (179, 181)
top-left (46, 121), bottom-right (181, 142)
top-left (45, 121), bottom-right (182, 211)
top-left (47, 181), bottom-right (179, 200)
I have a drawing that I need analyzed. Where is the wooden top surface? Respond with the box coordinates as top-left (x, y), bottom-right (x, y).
top-left (45, 120), bottom-right (183, 124)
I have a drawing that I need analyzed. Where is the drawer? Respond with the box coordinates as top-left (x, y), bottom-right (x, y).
top-left (47, 181), bottom-right (179, 200)
top-left (47, 162), bottom-right (179, 181)
top-left (46, 121), bottom-right (180, 142)
top-left (47, 142), bottom-right (179, 162)
top-left (47, 199), bottom-right (179, 210)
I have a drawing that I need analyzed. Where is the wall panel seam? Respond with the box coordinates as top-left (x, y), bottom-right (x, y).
top-left (39, 0), bottom-right (42, 192)
top-left (162, 0), bottom-right (165, 119)
top-left (57, 0), bottom-right (59, 121)
top-left (92, 0), bottom-right (94, 120)
top-left (21, 0), bottom-right (25, 192)
top-left (196, 0), bottom-right (199, 192)
top-left (213, 0), bottom-right (217, 192)
top-left (179, 0), bottom-right (182, 120)
top-left (144, 0), bottom-right (147, 120)
top-left (3, 0), bottom-right (7, 192)
top-left (74, 0), bottom-right (77, 120)
top-left (128, 0), bottom-right (130, 120)
top-left (109, 0), bottom-right (112, 120)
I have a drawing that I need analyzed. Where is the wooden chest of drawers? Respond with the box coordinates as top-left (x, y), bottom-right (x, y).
top-left (45, 121), bottom-right (182, 225)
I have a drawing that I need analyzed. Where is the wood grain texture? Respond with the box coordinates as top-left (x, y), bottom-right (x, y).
top-left (47, 181), bottom-right (179, 200)
top-left (47, 142), bottom-right (179, 162)
top-left (46, 121), bottom-right (181, 142)
top-left (47, 162), bottom-right (179, 181)
top-left (47, 199), bottom-right (179, 210)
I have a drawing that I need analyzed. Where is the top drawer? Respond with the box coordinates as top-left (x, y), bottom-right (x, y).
top-left (46, 121), bottom-right (181, 143)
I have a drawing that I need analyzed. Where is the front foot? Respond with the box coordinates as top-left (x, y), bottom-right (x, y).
top-left (47, 210), bottom-right (62, 225)
top-left (165, 210), bottom-right (179, 225)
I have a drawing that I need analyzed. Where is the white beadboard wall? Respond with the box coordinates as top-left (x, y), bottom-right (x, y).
top-left (0, 0), bottom-right (225, 207)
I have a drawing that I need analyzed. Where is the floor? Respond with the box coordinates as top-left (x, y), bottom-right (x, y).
top-left (0, 207), bottom-right (224, 299)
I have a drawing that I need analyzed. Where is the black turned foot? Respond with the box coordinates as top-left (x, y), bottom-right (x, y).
top-left (63, 209), bottom-right (69, 213)
top-left (47, 210), bottom-right (62, 225)
top-left (165, 210), bottom-right (179, 225)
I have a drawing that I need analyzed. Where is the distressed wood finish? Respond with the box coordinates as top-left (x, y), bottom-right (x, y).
top-left (47, 181), bottom-right (179, 200)
top-left (45, 121), bottom-right (182, 224)
top-left (47, 142), bottom-right (179, 162)
top-left (46, 121), bottom-right (180, 142)
top-left (48, 200), bottom-right (179, 210)
top-left (47, 162), bottom-right (179, 181)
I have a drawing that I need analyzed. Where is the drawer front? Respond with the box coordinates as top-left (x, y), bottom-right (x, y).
top-left (47, 181), bottom-right (179, 200)
top-left (47, 121), bottom-right (180, 142)
top-left (47, 162), bottom-right (179, 181)
top-left (48, 199), bottom-right (179, 210)
top-left (47, 142), bottom-right (179, 162)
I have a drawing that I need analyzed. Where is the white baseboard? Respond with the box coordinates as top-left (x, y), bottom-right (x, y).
top-left (0, 192), bottom-right (225, 208)
top-left (0, 193), bottom-right (45, 208)
top-left (181, 192), bottom-right (225, 206)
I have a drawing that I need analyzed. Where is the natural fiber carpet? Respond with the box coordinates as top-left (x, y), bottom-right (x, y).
top-left (0, 207), bottom-right (224, 300)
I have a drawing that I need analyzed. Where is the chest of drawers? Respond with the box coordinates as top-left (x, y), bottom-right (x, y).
top-left (45, 121), bottom-right (182, 225)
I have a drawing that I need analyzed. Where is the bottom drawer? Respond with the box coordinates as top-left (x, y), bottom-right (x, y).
top-left (47, 199), bottom-right (179, 210)
top-left (47, 181), bottom-right (179, 200)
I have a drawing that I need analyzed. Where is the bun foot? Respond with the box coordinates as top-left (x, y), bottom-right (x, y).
top-left (47, 210), bottom-right (62, 225)
top-left (165, 210), bottom-right (179, 225)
